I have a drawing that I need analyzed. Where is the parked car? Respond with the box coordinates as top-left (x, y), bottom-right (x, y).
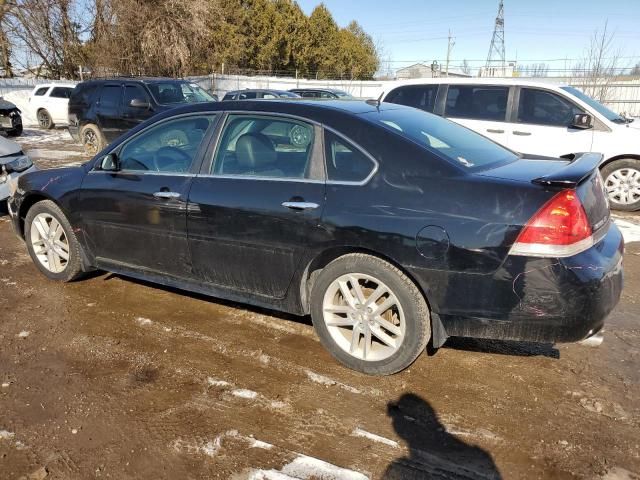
top-left (0, 136), bottom-right (35, 203)
top-left (382, 78), bottom-right (640, 211)
top-left (29, 83), bottom-right (76, 129)
top-left (0, 98), bottom-right (23, 137)
top-left (289, 88), bottom-right (353, 99)
top-left (68, 78), bottom-right (217, 155)
top-left (222, 89), bottom-right (300, 101)
top-left (8, 99), bottom-right (622, 375)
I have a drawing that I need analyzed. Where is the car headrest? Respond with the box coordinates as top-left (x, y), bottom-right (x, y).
top-left (236, 133), bottom-right (276, 169)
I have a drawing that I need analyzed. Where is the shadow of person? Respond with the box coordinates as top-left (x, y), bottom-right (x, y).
top-left (382, 393), bottom-right (502, 480)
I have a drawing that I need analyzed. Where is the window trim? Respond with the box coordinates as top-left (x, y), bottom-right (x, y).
top-left (90, 111), bottom-right (220, 175)
top-left (442, 84), bottom-right (515, 123)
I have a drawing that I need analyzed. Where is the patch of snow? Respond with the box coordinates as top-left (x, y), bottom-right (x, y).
top-left (613, 216), bottom-right (640, 244)
top-left (3, 90), bottom-right (36, 125)
top-left (352, 427), bottom-right (399, 448)
top-left (249, 439), bottom-right (274, 450)
top-left (135, 317), bottom-right (152, 326)
top-left (18, 330), bottom-right (29, 338)
top-left (305, 370), bottom-right (361, 395)
top-left (270, 400), bottom-right (288, 410)
top-left (281, 455), bottom-right (369, 480)
top-left (232, 389), bottom-right (258, 400)
top-left (206, 377), bottom-right (231, 388)
top-left (1, 383), bottom-right (9, 388)
top-left (0, 430), bottom-right (15, 440)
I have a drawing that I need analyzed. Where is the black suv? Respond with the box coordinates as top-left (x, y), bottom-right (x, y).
top-left (68, 78), bottom-right (216, 154)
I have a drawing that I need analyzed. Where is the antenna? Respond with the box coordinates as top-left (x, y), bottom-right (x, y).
top-left (485, 0), bottom-right (506, 77)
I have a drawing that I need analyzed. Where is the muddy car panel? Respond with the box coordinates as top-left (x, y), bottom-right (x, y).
top-left (8, 99), bottom-right (623, 347)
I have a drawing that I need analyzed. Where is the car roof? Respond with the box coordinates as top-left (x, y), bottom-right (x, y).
top-left (385, 76), bottom-right (568, 91)
top-left (290, 88), bottom-right (346, 93)
top-left (34, 83), bottom-right (77, 89)
top-left (226, 89), bottom-right (292, 95)
top-left (162, 98), bottom-right (404, 119)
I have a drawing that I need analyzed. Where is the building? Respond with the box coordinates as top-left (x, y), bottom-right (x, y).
top-left (396, 62), bottom-right (471, 80)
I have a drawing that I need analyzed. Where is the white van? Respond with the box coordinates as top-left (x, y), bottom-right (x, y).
top-left (382, 78), bottom-right (640, 211)
top-left (29, 83), bottom-right (77, 129)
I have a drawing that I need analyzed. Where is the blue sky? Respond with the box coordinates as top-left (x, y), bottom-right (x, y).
top-left (297, 0), bottom-right (640, 73)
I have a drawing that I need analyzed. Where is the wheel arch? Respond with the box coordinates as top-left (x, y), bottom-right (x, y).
top-left (600, 154), bottom-right (640, 170)
top-left (299, 246), bottom-right (447, 348)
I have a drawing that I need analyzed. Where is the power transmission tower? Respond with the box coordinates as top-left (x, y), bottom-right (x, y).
top-left (485, 0), bottom-right (506, 77)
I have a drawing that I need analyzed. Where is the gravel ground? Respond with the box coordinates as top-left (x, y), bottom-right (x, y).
top-left (1, 129), bottom-right (639, 480)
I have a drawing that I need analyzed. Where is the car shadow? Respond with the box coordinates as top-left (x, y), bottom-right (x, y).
top-left (442, 336), bottom-right (560, 359)
top-left (101, 272), bottom-right (312, 326)
top-left (383, 393), bottom-right (502, 479)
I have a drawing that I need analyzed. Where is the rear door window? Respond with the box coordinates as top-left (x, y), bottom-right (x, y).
top-left (49, 87), bottom-right (73, 99)
top-left (123, 84), bottom-right (150, 107)
top-left (445, 85), bottom-right (509, 121)
top-left (212, 115), bottom-right (315, 179)
top-left (517, 88), bottom-right (584, 127)
top-left (385, 85), bottom-right (438, 113)
top-left (34, 87), bottom-right (50, 96)
top-left (238, 91), bottom-right (258, 100)
top-left (99, 85), bottom-right (122, 109)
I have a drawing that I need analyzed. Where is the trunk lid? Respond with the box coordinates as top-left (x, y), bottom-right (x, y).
top-left (477, 153), bottom-right (610, 233)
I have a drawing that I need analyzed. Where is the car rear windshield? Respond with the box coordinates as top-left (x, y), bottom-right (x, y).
top-left (146, 81), bottom-right (215, 105)
top-left (362, 107), bottom-right (519, 170)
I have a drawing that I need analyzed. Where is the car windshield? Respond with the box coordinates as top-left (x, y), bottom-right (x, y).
top-left (146, 81), bottom-right (215, 105)
top-left (561, 86), bottom-right (628, 123)
top-left (363, 107), bottom-right (519, 170)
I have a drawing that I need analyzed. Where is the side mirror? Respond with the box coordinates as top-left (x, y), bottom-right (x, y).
top-left (571, 113), bottom-right (593, 129)
top-left (100, 153), bottom-right (119, 171)
top-left (129, 98), bottom-right (150, 109)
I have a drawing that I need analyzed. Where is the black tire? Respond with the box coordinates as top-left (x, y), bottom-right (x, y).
top-left (81, 123), bottom-right (106, 156)
top-left (37, 109), bottom-right (54, 129)
top-left (24, 200), bottom-right (84, 282)
top-left (310, 253), bottom-right (431, 375)
top-left (601, 159), bottom-right (640, 212)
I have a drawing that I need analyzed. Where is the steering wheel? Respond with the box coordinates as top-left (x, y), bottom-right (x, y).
top-left (153, 146), bottom-right (191, 172)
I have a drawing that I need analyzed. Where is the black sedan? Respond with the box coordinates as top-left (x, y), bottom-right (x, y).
top-left (7, 100), bottom-right (623, 375)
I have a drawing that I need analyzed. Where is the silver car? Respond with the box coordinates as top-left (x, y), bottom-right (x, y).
top-left (0, 135), bottom-right (36, 203)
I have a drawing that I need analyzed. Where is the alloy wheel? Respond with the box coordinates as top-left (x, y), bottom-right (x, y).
top-left (29, 213), bottom-right (70, 273)
top-left (37, 111), bottom-right (50, 128)
top-left (322, 273), bottom-right (405, 361)
top-left (605, 167), bottom-right (640, 206)
top-left (83, 129), bottom-right (99, 155)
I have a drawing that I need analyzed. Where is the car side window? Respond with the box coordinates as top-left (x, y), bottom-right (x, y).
top-left (445, 85), bottom-right (509, 121)
top-left (385, 85), bottom-right (438, 113)
top-left (213, 115), bottom-right (315, 179)
top-left (99, 85), bottom-right (122, 109)
top-left (517, 88), bottom-right (584, 127)
top-left (262, 93), bottom-right (277, 99)
top-left (238, 91), bottom-right (258, 100)
top-left (117, 115), bottom-right (215, 173)
top-left (324, 130), bottom-right (375, 183)
top-left (123, 85), bottom-right (150, 107)
top-left (34, 87), bottom-right (49, 96)
top-left (50, 87), bottom-right (73, 99)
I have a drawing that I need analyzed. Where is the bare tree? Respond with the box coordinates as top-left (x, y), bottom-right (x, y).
top-left (516, 62), bottom-right (549, 77)
top-left (573, 21), bottom-right (623, 102)
top-left (0, 0), bottom-right (15, 77)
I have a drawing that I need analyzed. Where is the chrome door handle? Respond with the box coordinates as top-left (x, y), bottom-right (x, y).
top-left (153, 191), bottom-right (181, 199)
top-left (513, 131), bottom-right (532, 136)
top-left (486, 128), bottom-right (504, 134)
top-left (281, 201), bottom-right (319, 210)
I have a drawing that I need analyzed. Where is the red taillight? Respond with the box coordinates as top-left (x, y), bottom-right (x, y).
top-left (510, 189), bottom-right (593, 257)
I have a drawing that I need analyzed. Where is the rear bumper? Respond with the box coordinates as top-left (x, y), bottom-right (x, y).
top-left (433, 223), bottom-right (624, 344)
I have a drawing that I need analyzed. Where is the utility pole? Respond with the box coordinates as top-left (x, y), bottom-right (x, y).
top-left (445, 30), bottom-right (455, 77)
top-left (485, 0), bottom-right (506, 77)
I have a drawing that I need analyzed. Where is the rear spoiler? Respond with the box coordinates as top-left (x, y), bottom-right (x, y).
top-left (532, 152), bottom-right (603, 188)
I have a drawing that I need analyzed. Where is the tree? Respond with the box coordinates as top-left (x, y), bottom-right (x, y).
top-left (572, 21), bottom-right (622, 102)
top-left (0, 0), bottom-right (15, 77)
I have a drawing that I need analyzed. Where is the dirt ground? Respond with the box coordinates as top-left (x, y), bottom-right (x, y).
top-left (1, 129), bottom-right (639, 480)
